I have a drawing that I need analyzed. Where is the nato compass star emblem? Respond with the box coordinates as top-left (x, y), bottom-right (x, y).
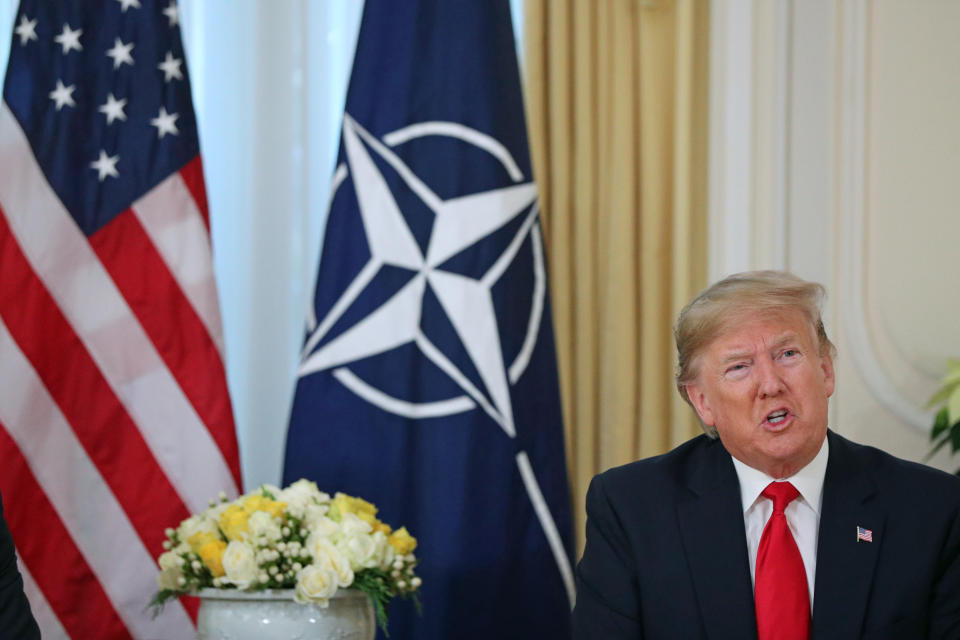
top-left (298, 114), bottom-right (574, 604)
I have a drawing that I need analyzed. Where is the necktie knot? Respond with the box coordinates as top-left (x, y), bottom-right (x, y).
top-left (761, 481), bottom-right (800, 514)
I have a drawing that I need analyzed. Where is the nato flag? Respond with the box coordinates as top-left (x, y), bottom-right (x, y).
top-left (283, 2), bottom-right (575, 638)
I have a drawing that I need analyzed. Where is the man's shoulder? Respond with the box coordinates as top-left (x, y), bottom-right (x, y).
top-left (595, 434), bottom-right (726, 496)
top-left (828, 431), bottom-right (960, 501)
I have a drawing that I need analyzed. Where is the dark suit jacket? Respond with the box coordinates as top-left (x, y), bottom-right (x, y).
top-left (572, 431), bottom-right (960, 639)
top-left (0, 492), bottom-right (40, 639)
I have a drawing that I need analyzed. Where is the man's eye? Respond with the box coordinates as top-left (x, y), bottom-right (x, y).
top-left (782, 349), bottom-right (799, 358)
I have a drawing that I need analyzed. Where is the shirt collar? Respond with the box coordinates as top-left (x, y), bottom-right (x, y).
top-left (730, 435), bottom-right (829, 515)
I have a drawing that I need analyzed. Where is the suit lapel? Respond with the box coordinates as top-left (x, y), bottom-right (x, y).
top-left (677, 440), bottom-right (758, 640)
top-left (811, 431), bottom-right (884, 638)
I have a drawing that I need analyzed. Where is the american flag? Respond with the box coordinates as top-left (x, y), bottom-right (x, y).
top-left (857, 526), bottom-right (873, 543)
top-left (0, 1), bottom-right (241, 638)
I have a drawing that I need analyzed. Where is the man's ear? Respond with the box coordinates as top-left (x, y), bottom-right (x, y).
top-left (821, 353), bottom-right (836, 398)
top-left (685, 383), bottom-right (715, 427)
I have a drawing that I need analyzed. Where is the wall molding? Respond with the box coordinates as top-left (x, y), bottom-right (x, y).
top-left (837, 0), bottom-right (930, 431)
top-left (707, 0), bottom-right (755, 280)
top-left (708, 0), bottom-right (793, 278)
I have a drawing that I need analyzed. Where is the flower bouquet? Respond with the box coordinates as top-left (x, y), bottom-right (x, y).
top-left (151, 479), bottom-right (421, 631)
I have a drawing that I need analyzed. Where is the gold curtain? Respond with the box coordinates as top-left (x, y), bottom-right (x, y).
top-left (524, 0), bottom-right (710, 554)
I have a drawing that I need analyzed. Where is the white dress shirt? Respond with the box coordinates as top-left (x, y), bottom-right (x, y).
top-left (730, 436), bottom-right (829, 608)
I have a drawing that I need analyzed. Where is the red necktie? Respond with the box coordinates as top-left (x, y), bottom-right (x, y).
top-left (755, 481), bottom-right (810, 640)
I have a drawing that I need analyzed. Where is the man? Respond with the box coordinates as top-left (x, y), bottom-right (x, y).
top-left (572, 271), bottom-right (960, 639)
top-left (0, 491), bottom-right (39, 638)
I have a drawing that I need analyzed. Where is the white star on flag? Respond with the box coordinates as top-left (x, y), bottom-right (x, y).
top-left (162, 2), bottom-right (179, 27)
top-left (116, 0), bottom-right (142, 12)
top-left (90, 150), bottom-right (120, 181)
top-left (299, 115), bottom-right (539, 439)
top-left (151, 107), bottom-right (179, 138)
top-left (54, 24), bottom-right (83, 54)
top-left (99, 93), bottom-right (127, 124)
top-left (48, 80), bottom-right (76, 111)
top-left (14, 16), bottom-right (37, 46)
top-left (157, 52), bottom-right (183, 82)
top-left (105, 38), bottom-right (135, 69)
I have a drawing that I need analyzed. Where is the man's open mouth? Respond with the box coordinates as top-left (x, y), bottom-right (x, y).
top-left (766, 409), bottom-right (789, 425)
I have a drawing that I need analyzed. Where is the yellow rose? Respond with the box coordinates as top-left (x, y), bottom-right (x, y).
top-left (331, 493), bottom-right (380, 528)
top-left (198, 539), bottom-right (227, 577)
top-left (187, 531), bottom-right (220, 554)
top-left (374, 521), bottom-right (392, 535)
top-left (388, 527), bottom-right (417, 555)
top-left (356, 511), bottom-right (380, 528)
top-left (243, 494), bottom-right (286, 519)
top-left (263, 501), bottom-right (286, 518)
top-left (353, 496), bottom-right (377, 518)
top-left (329, 493), bottom-right (349, 519)
top-left (219, 504), bottom-right (250, 541)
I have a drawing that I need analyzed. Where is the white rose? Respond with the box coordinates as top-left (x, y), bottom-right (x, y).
top-left (295, 564), bottom-right (338, 605)
top-left (306, 535), bottom-right (354, 587)
top-left (304, 510), bottom-right (339, 538)
top-left (176, 514), bottom-right (218, 542)
top-left (221, 541), bottom-right (257, 589)
top-left (159, 550), bottom-right (181, 570)
top-left (370, 530), bottom-right (395, 571)
top-left (339, 512), bottom-right (372, 536)
top-left (247, 511), bottom-right (281, 542)
top-left (156, 551), bottom-right (183, 591)
top-left (338, 532), bottom-right (378, 569)
top-left (279, 479), bottom-right (330, 517)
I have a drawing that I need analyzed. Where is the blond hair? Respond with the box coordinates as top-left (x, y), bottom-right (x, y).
top-left (674, 271), bottom-right (836, 426)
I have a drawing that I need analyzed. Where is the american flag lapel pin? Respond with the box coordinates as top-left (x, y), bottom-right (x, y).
top-left (857, 526), bottom-right (873, 542)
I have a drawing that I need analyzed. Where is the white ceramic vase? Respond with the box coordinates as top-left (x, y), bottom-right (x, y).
top-left (195, 588), bottom-right (376, 640)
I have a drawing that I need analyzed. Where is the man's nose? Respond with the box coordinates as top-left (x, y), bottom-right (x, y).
top-left (756, 358), bottom-right (785, 398)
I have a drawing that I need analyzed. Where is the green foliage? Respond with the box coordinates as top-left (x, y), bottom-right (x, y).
top-left (928, 359), bottom-right (960, 474)
top-left (147, 589), bottom-right (177, 618)
top-left (353, 569), bottom-right (393, 635)
top-left (352, 568), bottom-right (423, 636)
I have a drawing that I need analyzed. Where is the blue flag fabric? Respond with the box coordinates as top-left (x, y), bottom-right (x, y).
top-left (283, 2), bottom-right (574, 638)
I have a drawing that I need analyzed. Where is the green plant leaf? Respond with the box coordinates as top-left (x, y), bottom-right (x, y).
top-left (406, 591), bottom-right (423, 616)
top-left (147, 589), bottom-right (177, 619)
top-left (931, 407), bottom-right (951, 441)
top-left (950, 387), bottom-right (960, 427)
top-left (926, 379), bottom-right (960, 409)
top-left (928, 432), bottom-right (952, 460)
top-left (948, 423), bottom-right (960, 454)
top-left (352, 570), bottom-right (393, 636)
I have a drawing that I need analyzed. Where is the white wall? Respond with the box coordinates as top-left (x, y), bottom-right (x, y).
top-left (709, 0), bottom-right (960, 470)
top-left (178, 2), bottom-right (365, 490)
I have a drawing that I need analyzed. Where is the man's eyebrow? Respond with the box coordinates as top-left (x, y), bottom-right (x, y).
top-left (769, 333), bottom-right (799, 349)
top-left (718, 333), bottom-right (800, 363)
top-left (719, 350), bottom-right (753, 364)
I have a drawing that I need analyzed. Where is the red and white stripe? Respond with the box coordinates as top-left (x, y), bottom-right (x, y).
top-left (0, 101), bottom-right (241, 638)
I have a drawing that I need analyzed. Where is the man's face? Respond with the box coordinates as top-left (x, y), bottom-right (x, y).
top-left (685, 308), bottom-right (835, 478)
